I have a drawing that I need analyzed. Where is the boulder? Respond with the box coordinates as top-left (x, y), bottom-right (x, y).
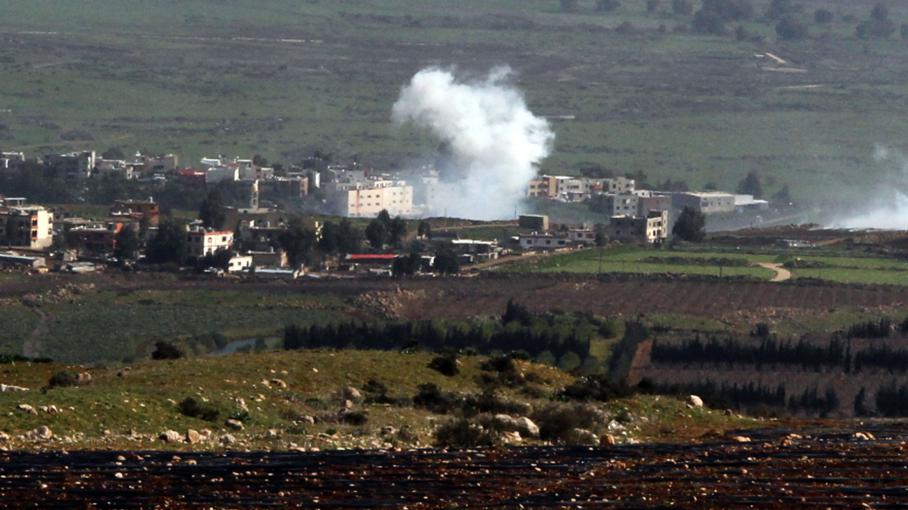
top-left (225, 419), bottom-right (245, 431)
top-left (159, 430), bottom-right (182, 443)
top-left (16, 404), bottom-right (36, 415)
top-left (501, 431), bottom-right (522, 445)
top-left (185, 429), bottom-right (202, 444)
top-left (28, 426), bottom-right (53, 441)
top-left (220, 433), bottom-right (237, 446)
top-left (853, 431), bottom-right (875, 441)
top-left (0, 384), bottom-right (28, 392)
top-left (491, 414), bottom-right (516, 430)
top-left (270, 379), bottom-right (288, 389)
top-left (730, 435), bottom-right (751, 443)
top-left (298, 415), bottom-right (316, 425)
top-left (514, 417), bottom-right (540, 438)
top-left (600, 434), bottom-right (617, 446)
top-left (380, 426), bottom-right (397, 437)
top-left (687, 395), bottom-right (704, 408)
top-left (341, 386), bottom-right (362, 402)
top-left (76, 372), bottom-right (92, 385)
top-left (571, 428), bottom-right (599, 446)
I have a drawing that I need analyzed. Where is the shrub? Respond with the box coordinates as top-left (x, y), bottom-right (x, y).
top-left (428, 354), bottom-right (460, 377)
top-left (480, 355), bottom-right (518, 375)
top-left (48, 370), bottom-right (79, 388)
top-left (178, 397), bottom-right (220, 422)
top-left (340, 410), bottom-right (369, 426)
top-left (434, 418), bottom-right (499, 448)
top-left (413, 383), bottom-right (459, 414)
top-left (362, 379), bottom-right (396, 404)
top-left (151, 341), bottom-right (184, 360)
top-left (559, 374), bottom-right (636, 402)
top-left (460, 390), bottom-right (529, 417)
top-left (531, 403), bottom-right (601, 442)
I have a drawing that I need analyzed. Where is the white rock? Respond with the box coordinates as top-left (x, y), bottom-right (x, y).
top-left (159, 430), bottom-right (183, 443)
top-left (16, 404), bottom-right (36, 415)
top-left (225, 419), bottom-right (244, 431)
top-left (687, 395), bottom-right (704, 408)
top-left (29, 426), bottom-right (53, 441)
top-left (514, 417), bottom-right (540, 438)
top-left (220, 433), bottom-right (237, 445)
top-left (0, 384), bottom-right (29, 392)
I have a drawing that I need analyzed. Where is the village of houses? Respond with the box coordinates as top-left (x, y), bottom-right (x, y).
top-left (0, 148), bottom-right (772, 277)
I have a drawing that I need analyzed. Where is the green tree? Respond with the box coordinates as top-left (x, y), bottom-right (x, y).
top-left (113, 224), bottom-right (140, 262)
top-left (434, 248), bottom-right (460, 274)
top-left (102, 146), bottom-right (126, 160)
top-left (198, 189), bottom-right (225, 229)
top-left (146, 218), bottom-right (186, 264)
top-left (773, 184), bottom-right (793, 205)
top-left (417, 220), bottom-right (432, 239)
top-left (389, 216), bottom-right (407, 247)
top-left (318, 221), bottom-right (339, 254)
top-left (672, 207), bottom-right (706, 242)
top-left (279, 217), bottom-right (317, 266)
top-left (336, 218), bottom-right (362, 254)
top-left (736, 171), bottom-right (763, 198)
top-left (365, 220), bottom-right (387, 250)
top-left (776, 17), bottom-right (808, 40)
top-left (392, 252), bottom-right (420, 277)
top-left (857, 4), bottom-right (896, 39)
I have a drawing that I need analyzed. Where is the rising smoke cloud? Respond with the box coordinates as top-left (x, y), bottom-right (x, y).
top-left (828, 144), bottom-right (908, 230)
top-left (392, 66), bottom-right (554, 220)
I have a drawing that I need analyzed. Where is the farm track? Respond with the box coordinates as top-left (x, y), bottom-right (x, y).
top-left (4, 426), bottom-right (908, 508)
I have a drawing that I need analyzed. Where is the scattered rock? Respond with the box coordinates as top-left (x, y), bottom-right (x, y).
top-left (220, 433), bottom-right (236, 446)
top-left (571, 428), bottom-right (599, 446)
top-left (0, 432), bottom-right (9, 442)
top-left (380, 426), bottom-right (397, 437)
top-left (600, 434), bottom-right (617, 446)
top-left (159, 430), bottom-right (182, 443)
top-left (17, 404), bottom-right (36, 415)
top-left (687, 395), bottom-right (704, 408)
top-left (267, 429), bottom-right (280, 438)
top-left (514, 417), bottom-right (540, 438)
top-left (0, 384), bottom-right (28, 392)
top-left (853, 431), bottom-right (876, 441)
top-left (270, 379), bottom-right (288, 389)
top-left (341, 386), bottom-right (362, 402)
top-left (298, 415), bottom-right (316, 425)
top-left (185, 429), bottom-right (202, 444)
top-left (730, 435), bottom-right (751, 443)
top-left (340, 399), bottom-right (354, 410)
top-left (225, 419), bottom-right (244, 431)
top-left (501, 431), bottom-right (522, 445)
top-left (75, 372), bottom-right (92, 385)
top-left (28, 426), bottom-right (53, 441)
top-left (235, 397), bottom-right (249, 412)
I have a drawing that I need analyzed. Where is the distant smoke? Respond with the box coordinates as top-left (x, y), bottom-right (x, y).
top-left (829, 144), bottom-right (908, 229)
top-left (392, 66), bottom-right (554, 219)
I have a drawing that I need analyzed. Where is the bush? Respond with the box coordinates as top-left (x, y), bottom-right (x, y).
top-left (151, 341), bottom-right (184, 360)
top-left (434, 418), bottom-right (499, 448)
top-left (428, 354), bottom-right (460, 377)
top-left (340, 410), bottom-right (369, 426)
top-left (178, 397), bottom-right (220, 422)
top-left (48, 370), bottom-right (79, 388)
top-left (480, 355), bottom-right (518, 375)
top-left (363, 379), bottom-right (395, 404)
top-left (460, 390), bottom-right (529, 417)
top-left (413, 383), bottom-right (459, 414)
top-left (531, 403), bottom-right (601, 442)
top-left (559, 374), bottom-right (636, 402)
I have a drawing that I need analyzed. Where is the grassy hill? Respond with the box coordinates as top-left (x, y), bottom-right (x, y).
top-left (1, 0), bottom-right (908, 205)
top-left (0, 349), bottom-right (758, 451)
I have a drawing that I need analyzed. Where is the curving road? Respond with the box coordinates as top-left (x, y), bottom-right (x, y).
top-left (758, 262), bottom-right (793, 282)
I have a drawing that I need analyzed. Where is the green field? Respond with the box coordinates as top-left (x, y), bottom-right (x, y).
top-left (4, 288), bottom-right (352, 363)
top-left (508, 245), bottom-right (908, 284)
top-left (1, 0), bottom-right (908, 210)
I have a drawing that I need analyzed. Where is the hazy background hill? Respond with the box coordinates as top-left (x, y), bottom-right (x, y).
top-left (2, 0), bottom-right (908, 209)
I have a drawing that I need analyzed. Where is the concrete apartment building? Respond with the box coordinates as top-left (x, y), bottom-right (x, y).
top-left (66, 221), bottom-right (126, 254)
top-left (599, 193), bottom-right (639, 216)
top-left (607, 210), bottom-right (669, 245)
top-left (185, 227), bottom-right (234, 258)
top-left (328, 179), bottom-right (413, 217)
top-left (673, 191), bottom-right (736, 215)
top-left (0, 205), bottom-right (54, 250)
top-left (110, 199), bottom-right (160, 226)
top-left (44, 151), bottom-right (96, 180)
top-left (528, 175), bottom-right (636, 202)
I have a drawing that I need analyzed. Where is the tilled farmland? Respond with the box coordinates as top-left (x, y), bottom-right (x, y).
top-left (3, 425), bottom-right (908, 508)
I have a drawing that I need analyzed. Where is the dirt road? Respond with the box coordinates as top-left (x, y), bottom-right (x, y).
top-left (758, 262), bottom-right (793, 282)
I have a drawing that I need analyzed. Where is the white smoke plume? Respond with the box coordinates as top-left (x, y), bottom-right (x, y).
top-left (829, 143), bottom-right (908, 229)
top-left (392, 66), bottom-right (554, 220)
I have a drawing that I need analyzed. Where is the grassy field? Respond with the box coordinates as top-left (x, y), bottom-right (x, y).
top-left (1, 0), bottom-right (908, 210)
top-left (4, 287), bottom-right (353, 363)
top-left (0, 348), bottom-right (758, 451)
top-left (508, 245), bottom-right (908, 285)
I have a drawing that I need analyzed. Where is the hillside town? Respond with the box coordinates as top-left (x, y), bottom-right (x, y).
top-left (0, 147), bottom-right (779, 277)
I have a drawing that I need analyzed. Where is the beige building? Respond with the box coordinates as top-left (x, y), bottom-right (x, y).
top-left (0, 205), bottom-right (54, 249)
top-left (607, 210), bottom-right (668, 245)
top-left (329, 180), bottom-right (413, 217)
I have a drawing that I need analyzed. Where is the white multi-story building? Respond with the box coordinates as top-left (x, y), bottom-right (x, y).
top-left (185, 227), bottom-right (234, 258)
top-left (328, 179), bottom-right (413, 217)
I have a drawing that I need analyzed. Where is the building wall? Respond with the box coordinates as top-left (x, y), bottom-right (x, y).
top-left (674, 192), bottom-right (735, 214)
top-left (186, 230), bottom-right (234, 258)
top-left (1, 207), bottom-right (54, 249)
top-left (332, 184), bottom-right (413, 217)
